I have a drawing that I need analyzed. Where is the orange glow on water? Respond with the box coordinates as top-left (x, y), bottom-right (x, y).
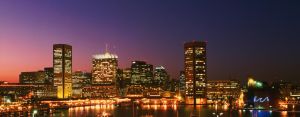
top-left (281, 111), bottom-right (288, 117)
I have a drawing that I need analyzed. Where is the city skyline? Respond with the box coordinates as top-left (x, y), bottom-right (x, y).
top-left (1, 1), bottom-right (300, 83)
top-left (1, 1), bottom-right (300, 116)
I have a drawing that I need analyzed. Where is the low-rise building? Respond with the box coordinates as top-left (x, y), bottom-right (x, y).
top-left (19, 71), bottom-right (45, 84)
top-left (207, 80), bottom-right (241, 104)
top-left (72, 71), bottom-right (91, 98)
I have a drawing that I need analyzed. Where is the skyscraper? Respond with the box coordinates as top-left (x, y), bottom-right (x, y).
top-left (131, 61), bottom-right (153, 85)
top-left (153, 66), bottom-right (169, 87)
top-left (89, 50), bottom-right (118, 97)
top-left (184, 41), bottom-right (207, 104)
top-left (92, 51), bottom-right (118, 85)
top-left (53, 44), bottom-right (72, 99)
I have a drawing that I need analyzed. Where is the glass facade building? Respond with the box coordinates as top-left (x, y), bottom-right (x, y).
top-left (130, 61), bottom-right (153, 85)
top-left (153, 66), bottom-right (169, 87)
top-left (92, 52), bottom-right (118, 85)
top-left (90, 51), bottom-right (118, 98)
top-left (53, 44), bottom-right (72, 99)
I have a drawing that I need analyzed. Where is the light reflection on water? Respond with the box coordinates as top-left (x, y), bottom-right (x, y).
top-left (50, 105), bottom-right (300, 117)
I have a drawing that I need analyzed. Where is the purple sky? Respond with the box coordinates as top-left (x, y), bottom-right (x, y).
top-left (0, 1), bottom-right (300, 83)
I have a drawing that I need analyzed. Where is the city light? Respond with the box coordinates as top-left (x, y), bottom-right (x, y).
top-left (0, 1), bottom-right (298, 116)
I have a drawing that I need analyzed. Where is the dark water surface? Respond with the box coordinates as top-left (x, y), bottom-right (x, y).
top-left (50, 105), bottom-right (300, 117)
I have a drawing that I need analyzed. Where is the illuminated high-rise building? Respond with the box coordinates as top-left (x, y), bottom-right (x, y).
top-left (92, 51), bottom-right (118, 85)
top-left (131, 61), bottom-right (153, 85)
top-left (153, 66), bottom-right (169, 86)
top-left (184, 41), bottom-right (207, 104)
top-left (89, 50), bottom-right (118, 97)
top-left (53, 44), bottom-right (72, 99)
top-left (127, 61), bottom-right (152, 97)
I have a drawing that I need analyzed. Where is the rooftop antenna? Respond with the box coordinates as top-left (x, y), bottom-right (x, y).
top-left (105, 43), bottom-right (108, 53)
top-left (113, 45), bottom-right (116, 54)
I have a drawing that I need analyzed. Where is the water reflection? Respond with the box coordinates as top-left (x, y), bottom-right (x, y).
top-left (50, 105), bottom-right (300, 117)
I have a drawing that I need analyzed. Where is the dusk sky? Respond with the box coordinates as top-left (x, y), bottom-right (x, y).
top-left (0, 1), bottom-right (299, 83)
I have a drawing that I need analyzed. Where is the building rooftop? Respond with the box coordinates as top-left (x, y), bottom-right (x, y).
top-left (93, 52), bottom-right (118, 59)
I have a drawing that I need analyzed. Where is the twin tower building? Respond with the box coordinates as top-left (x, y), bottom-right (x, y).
top-left (53, 41), bottom-right (207, 105)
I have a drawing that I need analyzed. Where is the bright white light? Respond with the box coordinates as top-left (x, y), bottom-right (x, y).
top-left (6, 99), bottom-right (11, 103)
top-left (93, 52), bottom-right (118, 59)
top-left (155, 66), bottom-right (165, 70)
top-left (33, 110), bottom-right (38, 114)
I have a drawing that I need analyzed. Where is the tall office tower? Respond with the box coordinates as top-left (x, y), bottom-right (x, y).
top-left (53, 44), bottom-right (72, 99)
top-left (153, 66), bottom-right (169, 87)
top-left (131, 61), bottom-right (153, 85)
top-left (44, 67), bottom-right (54, 85)
top-left (184, 41), bottom-right (207, 104)
top-left (90, 50), bottom-right (118, 97)
top-left (92, 51), bottom-right (118, 85)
